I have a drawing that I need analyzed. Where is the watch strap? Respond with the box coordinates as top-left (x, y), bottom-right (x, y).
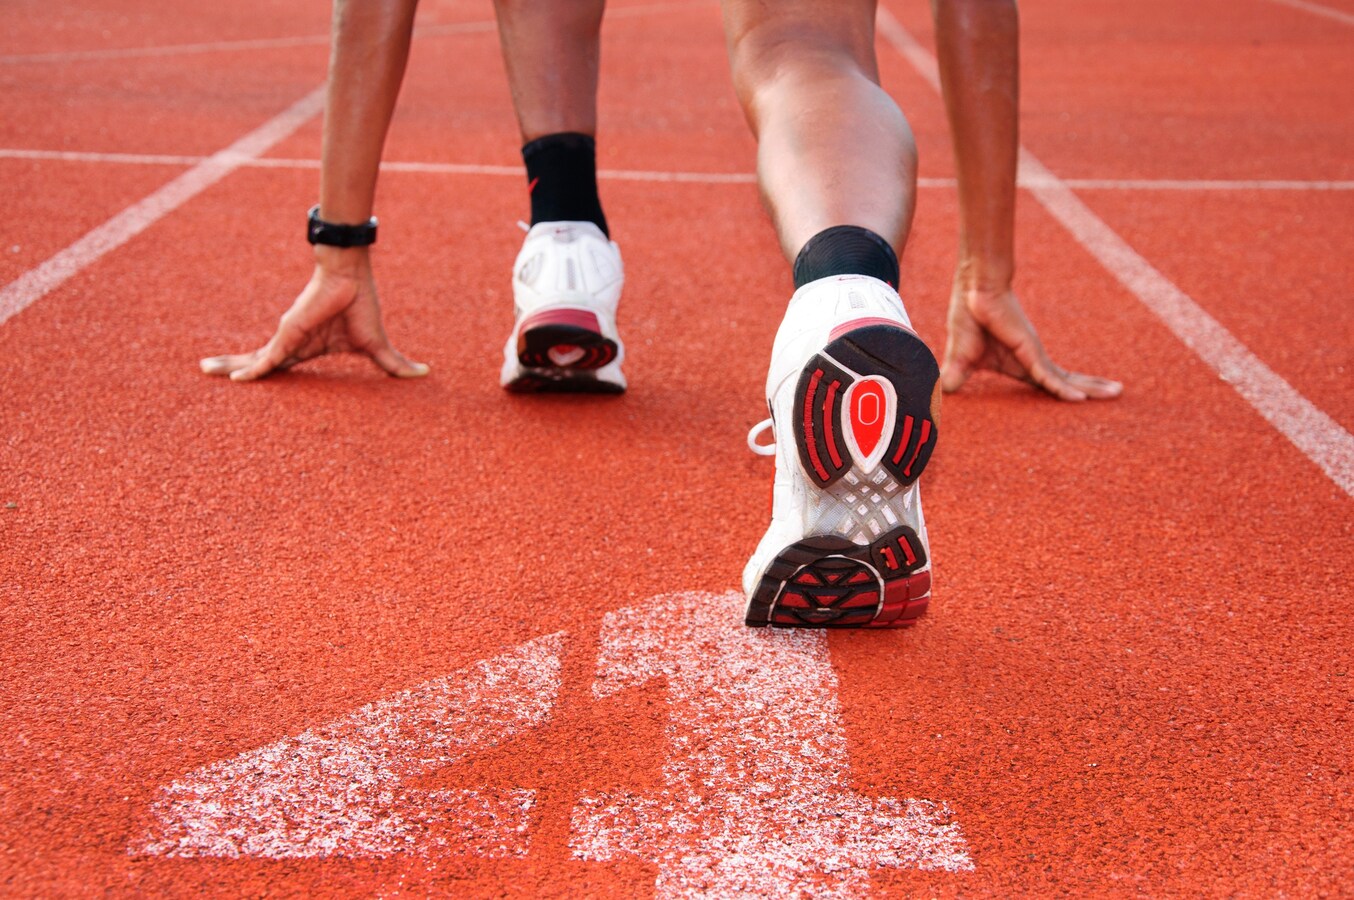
top-left (307, 205), bottom-right (378, 247)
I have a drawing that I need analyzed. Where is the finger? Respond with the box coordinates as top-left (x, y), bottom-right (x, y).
top-left (1000, 334), bottom-right (1090, 402)
top-left (369, 341), bottom-right (430, 379)
top-left (229, 313), bottom-right (320, 382)
top-left (1064, 370), bottom-right (1124, 400)
top-left (228, 341), bottom-right (292, 382)
top-left (199, 352), bottom-right (258, 376)
top-left (940, 358), bottom-right (972, 394)
top-left (1024, 355), bottom-right (1089, 402)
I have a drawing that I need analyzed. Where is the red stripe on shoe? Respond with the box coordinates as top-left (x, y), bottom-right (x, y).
top-left (823, 379), bottom-right (843, 469)
top-left (803, 369), bottom-right (830, 482)
top-left (827, 316), bottom-right (917, 343)
top-left (519, 307), bottom-right (602, 333)
top-left (903, 419), bottom-right (932, 477)
top-left (892, 415), bottom-right (915, 465)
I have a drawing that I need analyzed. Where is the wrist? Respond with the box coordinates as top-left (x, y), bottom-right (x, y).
top-left (312, 243), bottom-right (371, 278)
top-left (953, 254), bottom-right (1014, 295)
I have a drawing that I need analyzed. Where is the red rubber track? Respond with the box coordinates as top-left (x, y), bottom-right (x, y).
top-left (1, 0), bottom-right (1352, 896)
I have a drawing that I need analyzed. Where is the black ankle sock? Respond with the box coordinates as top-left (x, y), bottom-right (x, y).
top-left (521, 132), bottom-right (609, 236)
top-left (792, 225), bottom-right (899, 289)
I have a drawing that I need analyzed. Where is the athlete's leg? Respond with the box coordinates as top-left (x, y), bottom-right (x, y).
top-left (492, 0), bottom-right (605, 141)
top-left (491, 0), bottom-right (625, 392)
top-left (726, 0), bottom-right (937, 628)
top-left (492, 0), bottom-right (609, 232)
top-left (723, 0), bottom-right (915, 261)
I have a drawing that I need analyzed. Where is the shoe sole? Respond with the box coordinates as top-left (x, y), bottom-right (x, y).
top-left (746, 322), bottom-right (939, 628)
top-left (504, 307), bottom-right (625, 394)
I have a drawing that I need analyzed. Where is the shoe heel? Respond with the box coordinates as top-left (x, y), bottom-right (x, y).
top-left (794, 323), bottom-right (939, 490)
top-left (745, 526), bottom-right (931, 628)
top-left (516, 307), bottom-right (618, 370)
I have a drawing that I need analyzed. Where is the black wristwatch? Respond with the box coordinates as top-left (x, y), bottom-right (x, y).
top-left (306, 205), bottom-right (378, 247)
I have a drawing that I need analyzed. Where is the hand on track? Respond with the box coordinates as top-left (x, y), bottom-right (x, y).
top-left (200, 248), bottom-right (428, 382)
top-left (940, 284), bottom-right (1122, 401)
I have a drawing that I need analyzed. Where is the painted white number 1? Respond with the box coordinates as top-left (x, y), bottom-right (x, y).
top-left (572, 592), bottom-right (971, 898)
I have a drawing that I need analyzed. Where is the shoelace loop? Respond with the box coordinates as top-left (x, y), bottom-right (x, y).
top-left (747, 418), bottom-right (776, 456)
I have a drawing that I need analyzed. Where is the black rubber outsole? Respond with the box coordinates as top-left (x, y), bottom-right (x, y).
top-left (793, 323), bottom-right (939, 491)
top-left (517, 324), bottom-right (618, 371)
top-left (744, 526), bottom-right (929, 628)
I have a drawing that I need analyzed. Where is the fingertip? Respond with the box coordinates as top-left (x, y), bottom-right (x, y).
top-left (373, 345), bottom-right (429, 379)
top-left (940, 363), bottom-right (969, 394)
top-left (1071, 374), bottom-right (1124, 400)
top-left (1091, 379), bottom-right (1124, 399)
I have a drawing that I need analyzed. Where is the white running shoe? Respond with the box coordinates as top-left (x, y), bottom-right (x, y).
top-left (743, 274), bottom-right (940, 628)
top-left (500, 221), bottom-right (626, 393)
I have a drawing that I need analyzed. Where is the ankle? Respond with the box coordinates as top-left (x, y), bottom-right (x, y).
top-left (792, 226), bottom-right (899, 289)
top-left (522, 132), bottom-right (610, 236)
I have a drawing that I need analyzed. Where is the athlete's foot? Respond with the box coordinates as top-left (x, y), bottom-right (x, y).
top-left (744, 275), bottom-right (939, 628)
top-left (500, 221), bottom-right (626, 393)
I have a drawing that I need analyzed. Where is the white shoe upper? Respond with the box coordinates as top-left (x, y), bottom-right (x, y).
top-left (510, 221), bottom-right (624, 319)
top-left (742, 274), bottom-right (929, 596)
top-left (500, 220), bottom-right (626, 388)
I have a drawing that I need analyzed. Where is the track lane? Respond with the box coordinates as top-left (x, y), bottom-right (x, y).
top-left (0, 0), bottom-right (329, 60)
top-left (884, 0), bottom-right (1354, 183)
top-left (0, 158), bottom-right (188, 285)
top-left (1071, 188), bottom-right (1354, 433)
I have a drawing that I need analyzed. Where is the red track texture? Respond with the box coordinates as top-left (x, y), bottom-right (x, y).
top-left (2, 0), bottom-right (1352, 896)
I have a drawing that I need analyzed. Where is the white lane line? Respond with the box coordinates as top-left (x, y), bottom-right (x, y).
top-left (1263, 0), bottom-right (1354, 26)
top-left (0, 21), bottom-right (492, 65)
top-left (0, 1), bottom-right (704, 65)
top-left (0, 149), bottom-right (208, 166)
top-left (878, 9), bottom-right (1354, 498)
top-left (0, 33), bottom-right (333, 65)
top-left (0, 87), bottom-right (324, 328)
top-left (134, 632), bottom-right (564, 859)
top-left (572, 592), bottom-right (972, 898)
top-left (8, 149), bottom-right (1354, 191)
top-left (1052, 178), bottom-right (1354, 191)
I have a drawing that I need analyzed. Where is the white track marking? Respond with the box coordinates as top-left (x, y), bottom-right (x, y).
top-left (0, 32), bottom-right (335, 65)
top-left (9, 149), bottom-right (1353, 191)
top-left (134, 633), bottom-right (564, 859)
top-left (571, 592), bottom-right (972, 899)
top-left (879, 9), bottom-right (1354, 498)
top-left (1263, 0), bottom-right (1354, 26)
top-left (0, 87), bottom-right (324, 327)
top-left (0, 1), bottom-right (703, 65)
top-left (0, 149), bottom-right (208, 166)
top-left (1020, 151), bottom-right (1354, 495)
top-left (1047, 177), bottom-right (1354, 192)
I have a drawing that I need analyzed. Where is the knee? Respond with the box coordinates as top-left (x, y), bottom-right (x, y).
top-left (727, 21), bottom-right (875, 101)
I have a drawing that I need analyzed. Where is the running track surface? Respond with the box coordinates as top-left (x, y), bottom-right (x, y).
top-left (2, 0), bottom-right (1352, 896)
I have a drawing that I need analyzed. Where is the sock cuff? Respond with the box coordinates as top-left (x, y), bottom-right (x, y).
top-left (792, 225), bottom-right (899, 290)
top-left (521, 132), bottom-right (596, 162)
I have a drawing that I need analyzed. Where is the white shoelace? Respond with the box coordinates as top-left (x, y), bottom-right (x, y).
top-left (746, 418), bottom-right (776, 456)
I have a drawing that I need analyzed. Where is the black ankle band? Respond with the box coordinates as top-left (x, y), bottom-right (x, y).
top-left (792, 225), bottom-right (899, 289)
top-left (522, 132), bottom-right (609, 237)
